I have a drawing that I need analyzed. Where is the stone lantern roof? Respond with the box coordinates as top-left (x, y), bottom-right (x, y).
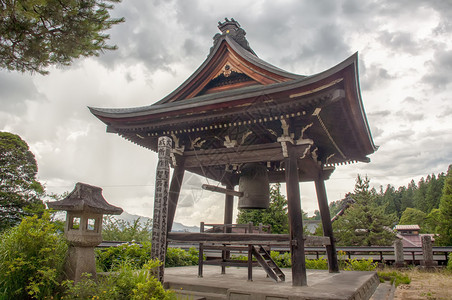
top-left (48, 182), bottom-right (123, 215)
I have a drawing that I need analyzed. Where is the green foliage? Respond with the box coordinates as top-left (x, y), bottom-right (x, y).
top-left (0, 0), bottom-right (124, 74)
top-left (237, 250), bottom-right (376, 272)
top-left (334, 175), bottom-right (397, 246)
top-left (374, 170), bottom-right (446, 223)
top-left (305, 257), bottom-right (328, 270)
top-left (343, 258), bottom-right (377, 271)
top-left (377, 270), bottom-right (411, 287)
top-left (102, 216), bottom-right (152, 242)
top-left (436, 165), bottom-right (452, 246)
top-left (270, 251), bottom-right (291, 268)
top-left (237, 183), bottom-right (308, 234)
top-left (399, 208), bottom-right (427, 231)
top-left (96, 243), bottom-right (199, 271)
top-left (96, 242), bottom-right (152, 271)
top-left (0, 211), bottom-right (68, 299)
top-left (424, 208), bottom-right (441, 233)
top-left (165, 247), bottom-right (199, 268)
top-left (63, 260), bottom-right (175, 300)
top-left (0, 132), bottom-right (46, 232)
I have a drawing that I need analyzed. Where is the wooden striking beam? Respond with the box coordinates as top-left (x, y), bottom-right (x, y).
top-left (183, 142), bottom-right (310, 168)
top-left (202, 184), bottom-right (243, 197)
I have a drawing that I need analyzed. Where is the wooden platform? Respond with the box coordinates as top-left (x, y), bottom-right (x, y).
top-left (164, 266), bottom-right (380, 300)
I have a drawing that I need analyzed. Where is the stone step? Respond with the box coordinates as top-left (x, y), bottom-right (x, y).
top-left (173, 289), bottom-right (227, 300)
top-left (166, 281), bottom-right (229, 296)
top-left (369, 282), bottom-right (396, 300)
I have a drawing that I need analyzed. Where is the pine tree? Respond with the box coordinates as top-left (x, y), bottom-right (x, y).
top-left (0, 0), bottom-right (124, 74)
top-left (333, 175), bottom-right (397, 246)
top-left (414, 177), bottom-right (428, 212)
top-left (436, 165), bottom-right (452, 246)
top-left (425, 173), bottom-right (445, 212)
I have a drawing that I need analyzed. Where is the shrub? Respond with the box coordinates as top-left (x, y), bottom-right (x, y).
top-left (270, 251), bottom-right (291, 268)
top-left (96, 242), bottom-right (152, 271)
top-left (96, 243), bottom-right (200, 271)
top-left (0, 212), bottom-right (68, 299)
top-left (165, 247), bottom-right (198, 267)
top-left (305, 257), bottom-right (328, 270)
top-left (64, 260), bottom-right (175, 299)
top-left (344, 258), bottom-right (377, 271)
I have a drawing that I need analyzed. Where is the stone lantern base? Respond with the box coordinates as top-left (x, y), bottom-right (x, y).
top-left (65, 246), bottom-right (98, 283)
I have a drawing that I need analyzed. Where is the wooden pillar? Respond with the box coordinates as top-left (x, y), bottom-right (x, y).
top-left (167, 157), bottom-right (185, 234)
top-left (285, 145), bottom-right (307, 286)
top-left (224, 183), bottom-right (234, 233)
top-left (222, 183), bottom-right (234, 274)
top-left (314, 176), bottom-right (339, 273)
top-left (150, 136), bottom-right (172, 283)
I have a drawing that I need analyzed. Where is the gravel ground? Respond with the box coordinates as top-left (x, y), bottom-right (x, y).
top-left (394, 269), bottom-right (452, 300)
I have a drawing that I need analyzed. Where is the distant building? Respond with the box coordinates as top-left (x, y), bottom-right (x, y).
top-left (394, 224), bottom-right (435, 247)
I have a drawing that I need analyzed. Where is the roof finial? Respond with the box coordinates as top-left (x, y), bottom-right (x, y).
top-left (218, 18), bottom-right (241, 34)
top-left (213, 18), bottom-right (255, 55)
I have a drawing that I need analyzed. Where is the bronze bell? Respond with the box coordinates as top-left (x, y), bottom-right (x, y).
top-left (238, 163), bottom-right (270, 209)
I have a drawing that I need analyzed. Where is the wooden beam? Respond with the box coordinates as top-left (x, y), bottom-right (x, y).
top-left (183, 143), bottom-right (310, 168)
top-left (224, 183), bottom-right (234, 233)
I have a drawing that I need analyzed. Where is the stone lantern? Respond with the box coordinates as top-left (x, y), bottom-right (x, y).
top-left (47, 182), bottom-right (123, 282)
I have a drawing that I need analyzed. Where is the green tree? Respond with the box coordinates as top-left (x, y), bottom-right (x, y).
top-left (424, 173), bottom-right (445, 212)
top-left (0, 0), bottom-right (124, 74)
top-left (377, 185), bottom-right (402, 217)
top-left (399, 208), bottom-right (427, 231)
top-left (102, 216), bottom-right (152, 242)
top-left (237, 183), bottom-right (289, 234)
top-left (0, 132), bottom-right (45, 231)
top-left (414, 176), bottom-right (429, 212)
top-left (436, 165), bottom-right (452, 246)
top-left (425, 208), bottom-right (441, 233)
top-left (333, 175), bottom-right (397, 246)
top-left (400, 180), bottom-right (416, 212)
top-left (238, 183), bottom-right (296, 234)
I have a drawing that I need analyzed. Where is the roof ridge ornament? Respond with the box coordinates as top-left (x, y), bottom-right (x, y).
top-left (212, 18), bottom-right (255, 55)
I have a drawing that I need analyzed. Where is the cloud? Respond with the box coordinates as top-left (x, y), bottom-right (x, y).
top-left (422, 49), bottom-right (452, 90)
top-left (378, 30), bottom-right (421, 55)
top-left (360, 62), bottom-right (396, 91)
top-left (437, 106), bottom-right (452, 118)
top-left (0, 71), bottom-right (45, 113)
top-left (395, 111), bottom-right (424, 122)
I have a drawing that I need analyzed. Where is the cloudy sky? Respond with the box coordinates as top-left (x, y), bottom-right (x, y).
top-left (1, 0), bottom-right (451, 226)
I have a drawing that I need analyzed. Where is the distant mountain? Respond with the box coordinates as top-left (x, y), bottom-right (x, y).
top-left (115, 211), bottom-right (200, 233)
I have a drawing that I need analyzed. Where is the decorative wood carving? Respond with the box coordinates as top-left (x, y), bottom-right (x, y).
top-left (150, 136), bottom-right (172, 282)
